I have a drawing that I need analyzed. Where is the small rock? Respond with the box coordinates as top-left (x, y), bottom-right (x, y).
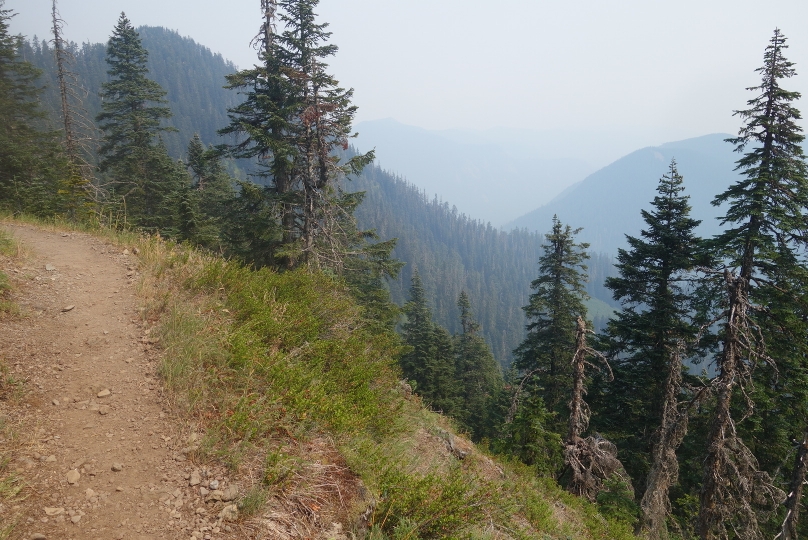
top-left (43, 507), bottom-right (64, 516)
top-left (45, 455), bottom-right (56, 462)
top-left (70, 514), bottom-right (81, 524)
top-left (207, 490), bottom-right (223, 502)
top-left (116, 486), bottom-right (124, 492)
top-left (219, 504), bottom-right (238, 522)
top-left (221, 485), bottom-right (238, 502)
top-left (97, 389), bottom-right (110, 398)
top-left (61, 305), bottom-right (75, 312)
top-left (52, 399), bottom-right (60, 406)
top-left (208, 479), bottom-right (219, 490)
top-left (98, 405), bottom-right (110, 415)
top-left (66, 469), bottom-right (80, 484)
top-left (45, 264), bottom-right (56, 271)
top-left (199, 487), bottom-right (209, 497)
top-left (30, 534), bottom-right (47, 540)
top-left (189, 470), bottom-right (201, 486)
top-left (85, 488), bottom-right (95, 500)
top-left (174, 454), bottom-right (186, 462)
top-left (123, 249), bottom-right (130, 255)
top-left (195, 507), bottom-right (207, 515)
top-left (111, 462), bottom-right (123, 472)
top-left (132, 247), bottom-right (140, 255)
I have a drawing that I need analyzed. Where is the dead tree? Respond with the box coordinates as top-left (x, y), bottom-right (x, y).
top-left (697, 270), bottom-right (783, 540)
top-left (564, 316), bottom-right (627, 501)
top-left (778, 432), bottom-right (808, 540)
top-left (51, 0), bottom-right (98, 215)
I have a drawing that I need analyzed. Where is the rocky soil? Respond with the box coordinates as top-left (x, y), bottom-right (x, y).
top-left (0, 225), bottom-right (244, 540)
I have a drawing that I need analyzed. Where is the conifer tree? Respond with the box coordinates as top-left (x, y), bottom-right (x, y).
top-left (597, 160), bottom-right (704, 536)
top-left (221, 0), bottom-right (373, 268)
top-left (0, 1), bottom-right (63, 215)
top-left (513, 216), bottom-right (590, 424)
top-left (699, 29), bottom-right (806, 539)
top-left (454, 291), bottom-right (503, 440)
top-left (50, 0), bottom-right (95, 219)
top-left (96, 13), bottom-right (183, 230)
top-left (400, 270), bottom-right (458, 415)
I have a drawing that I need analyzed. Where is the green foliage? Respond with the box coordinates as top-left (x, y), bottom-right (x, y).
top-left (96, 14), bottom-right (186, 231)
top-left (513, 217), bottom-right (590, 424)
top-left (494, 391), bottom-right (563, 476)
top-left (593, 160), bottom-right (705, 493)
top-left (0, 2), bottom-right (65, 216)
top-left (369, 465), bottom-right (489, 539)
top-left (454, 291), bottom-right (504, 440)
top-left (596, 474), bottom-right (639, 529)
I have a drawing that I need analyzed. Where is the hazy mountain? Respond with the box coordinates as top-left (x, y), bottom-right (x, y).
top-left (506, 133), bottom-right (740, 254)
top-left (353, 119), bottom-right (595, 226)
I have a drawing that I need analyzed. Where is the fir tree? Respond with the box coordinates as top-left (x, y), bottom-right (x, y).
top-left (221, 0), bottom-right (373, 269)
top-left (96, 13), bottom-right (181, 230)
top-left (699, 29), bottom-right (807, 539)
top-left (400, 270), bottom-right (459, 415)
top-left (513, 216), bottom-right (590, 424)
top-left (596, 160), bottom-right (704, 537)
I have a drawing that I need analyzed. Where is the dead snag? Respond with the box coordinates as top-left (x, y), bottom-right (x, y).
top-left (639, 343), bottom-right (700, 539)
top-left (698, 270), bottom-right (783, 540)
top-left (778, 431), bottom-right (808, 540)
top-left (564, 317), bottom-right (628, 501)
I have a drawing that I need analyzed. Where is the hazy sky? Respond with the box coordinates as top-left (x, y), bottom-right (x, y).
top-left (7, 0), bottom-right (808, 147)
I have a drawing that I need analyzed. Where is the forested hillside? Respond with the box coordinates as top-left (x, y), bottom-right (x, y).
top-left (20, 25), bottom-right (240, 158)
top-left (348, 162), bottom-right (617, 364)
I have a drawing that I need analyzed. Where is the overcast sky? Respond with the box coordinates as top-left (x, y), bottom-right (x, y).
top-left (7, 0), bottom-right (808, 147)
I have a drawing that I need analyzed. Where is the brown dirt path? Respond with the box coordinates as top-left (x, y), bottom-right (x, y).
top-left (0, 225), bottom-right (240, 540)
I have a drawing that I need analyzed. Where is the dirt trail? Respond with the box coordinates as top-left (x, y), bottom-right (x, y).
top-left (0, 225), bottom-right (240, 540)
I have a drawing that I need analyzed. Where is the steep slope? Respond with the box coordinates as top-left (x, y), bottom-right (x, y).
top-left (507, 134), bottom-right (739, 253)
top-left (0, 220), bottom-right (635, 540)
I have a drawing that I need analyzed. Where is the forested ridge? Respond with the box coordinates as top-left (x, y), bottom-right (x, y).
top-left (3, 0), bottom-right (808, 537)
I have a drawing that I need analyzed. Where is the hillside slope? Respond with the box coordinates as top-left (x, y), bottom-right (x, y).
top-left (0, 221), bottom-right (634, 539)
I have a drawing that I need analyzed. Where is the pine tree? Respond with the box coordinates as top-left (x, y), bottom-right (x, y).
top-left (596, 160), bottom-right (704, 536)
top-left (454, 291), bottom-right (503, 440)
top-left (513, 216), bottom-right (590, 423)
top-left (96, 13), bottom-right (181, 230)
top-left (699, 29), bottom-right (807, 539)
top-left (0, 1), bottom-right (63, 215)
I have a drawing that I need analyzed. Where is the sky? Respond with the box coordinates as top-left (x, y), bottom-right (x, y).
top-left (7, 0), bottom-right (808, 150)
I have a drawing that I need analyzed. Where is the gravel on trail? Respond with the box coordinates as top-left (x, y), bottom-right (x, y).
top-left (0, 225), bottom-right (243, 540)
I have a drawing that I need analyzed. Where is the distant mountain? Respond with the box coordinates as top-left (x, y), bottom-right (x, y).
top-left (506, 134), bottom-right (740, 254)
top-left (352, 119), bottom-right (595, 226)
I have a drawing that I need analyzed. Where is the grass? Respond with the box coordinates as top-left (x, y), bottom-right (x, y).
top-left (0, 216), bottom-right (637, 539)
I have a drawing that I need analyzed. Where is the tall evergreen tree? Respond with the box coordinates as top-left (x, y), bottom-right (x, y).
top-left (221, 0), bottom-right (373, 269)
top-left (596, 160), bottom-right (704, 537)
top-left (96, 13), bottom-right (183, 230)
top-left (699, 29), bottom-right (807, 539)
top-left (513, 216), bottom-right (590, 424)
